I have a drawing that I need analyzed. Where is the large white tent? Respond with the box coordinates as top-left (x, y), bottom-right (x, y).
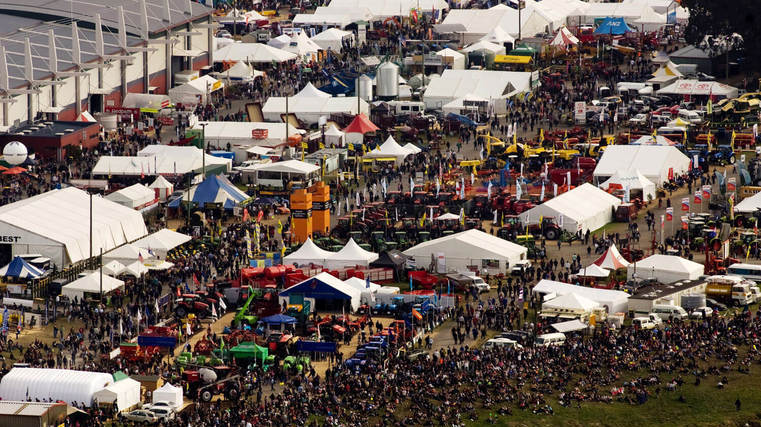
top-left (0, 187), bottom-right (148, 267)
top-left (599, 170), bottom-right (656, 202)
top-left (93, 378), bottom-right (141, 412)
top-left (627, 254), bottom-right (704, 284)
top-left (262, 96), bottom-right (369, 125)
top-left (0, 368), bottom-right (113, 407)
top-left (167, 75), bottom-right (223, 105)
top-left (326, 238), bottom-right (379, 269)
top-left (279, 272), bottom-right (362, 311)
top-left (294, 82), bottom-right (331, 99)
top-left (132, 229), bottom-right (191, 259)
top-left (214, 42), bottom-right (298, 63)
top-left (311, 28), bottom-right (354, 51)
top-left (461, 40), bottom-right (506, 55)
top-left (105, 184), bottom-right (157, 209)
top-left (735, 192), bottom-right (761, 214)
top-left (656, 80), bottom-right (738, 99)
top-left (282, 32), bottom-right (321, 58)
top-left (594, 145), bottom-right (691, 188)
top-left (518, 183), bottom-right (621, 233)
top-left (213, 61), bottom-right (265, 82)
top-left (363, 136), bottom-right (413, 165)
top-left (153, 383), bottom-right (184, 410)
top-left (103, 243), bottom-right (156, 265)
top-left (423, 69), bottom-right (533, 112)
top-left (62, 272), bottom-right (125, 300)
top-left (93, 146), bottom-right (232, 177)
top-left (283, 237), bottom-right (336, 266)
top-left (403, 229), bottom-right (527, 273)
top-left (541, 293), bottom-right (602, 318)
top-left (435, 48), bottom-right (466, 70)
top-left (532, 279), bottom-right (630, 314)
top-left (480, 27), bottom-right (515, 45)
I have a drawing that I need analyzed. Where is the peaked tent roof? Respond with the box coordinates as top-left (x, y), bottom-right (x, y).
top-left (462, 40), bottom-right (506, 54)
top-left (214, 42), bottom-right (298, 63)
top-left (102, 260), bottom-right (126, 276)
top-left (294, 82), bottom-right (332, 98)
top-left (283, 237), bottom-right (336, 266)
top-left (594, 17), bottom-right (634, 35)
top-left (132, 229), bottom-right (192, 252)
top-left (168, 175), bottom-right (249, 209)
top-left (0, 256), bottom-right (44, 278)
top-left (216, 61), bottom-right (264, 80)
top-left (734, 191), bottom-right (761, 214)
top-left (370, 250), bottom-right (409, 269)
top-left (550, 26), bottom-right (579, 47)
top-left (403, 143), bottom-right (422, 154)
top-left (435, 47), bottom-right (464, 59)
top-left (578, 263), bottom-right (611, 277)
top-left (279, 272), bottom-right (362, 311)
top-left (148, 175), bottom-right (173, 190)
top-left (435, 212), bottom-right (460, 221)
top-left (366, 135), bottom-right (413, 158)
top-left (343, 113), bottom-right (379, 134)
top-left (62, 272), bottom-right (125, 299)
top-left (344, 276), bottom-right (382, 292)
top-left (268, 34), bottom-right (290, 49)
top-left (593, 244), bottom-right (630, 269)
top-left (480, 26), bottom-right (515, 44)
top-left (327, 238), bottom-right (379, 267)
top-left (651, 60), bottom-right (683, 79)
top-left (599, 170), bottom-right (656, 201)
top-left (283, 32), bottom-right (321, 57)
top-left (542, 293), bottom-right (601, 311)
top-left (632, 135), bottom-right (676, 146)
top-left (324, 124), bottom-right (344, 137)
top-left (403, 229), bottom-right (527, 264)
top-left (103, 244), bottom-right (156, 262)
top-left (261, 313), bottom-right (297, 324)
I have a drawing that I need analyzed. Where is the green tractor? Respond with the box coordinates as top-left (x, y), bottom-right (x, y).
top-left (282, 355), bottom-right (311, 374)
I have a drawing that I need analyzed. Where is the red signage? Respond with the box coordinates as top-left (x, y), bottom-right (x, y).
top-left (251, 129), bottom-right (269, 139)
top-left (105, 106), bottom-right (140, 120)
top-left (158, 116), bottom-right (174, 126)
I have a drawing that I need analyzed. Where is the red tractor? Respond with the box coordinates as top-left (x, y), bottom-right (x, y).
top-left (174, 294), bottom-right (211, 318)
top-left (526, 217), bottom-right (563, 240)
top-left (183, 366), bottom-right (241, 402)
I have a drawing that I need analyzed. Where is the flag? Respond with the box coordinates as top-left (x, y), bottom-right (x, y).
top-left (277, 220), bottom-right (283, 234)
top-left (118, 317), bottom-right (123, 336)
top-left (138, 252), bottom-right (144, 263)
top-left (420, 212), bottom-right (426, 227)
top-left (136, 307), bottom-right (142, 324)
top-left (515, 178), bottom-right (522, 200)
top-left (728, 177), bottom-right (736, 192)
top-left (539, 128), bottom-right (544, 142)
top-left (702, 185), bottom-right (711, 198)
top-left (566, 171), bottom-right (571, 188)
top-left (366, 276), bottom-right (370, 289)
top-left (623, 185), bottom-right (630, 203)
top-left (558, 214), bottom-right (564, 227)
top-left (493, 209), bottom-right (498, 224)
top-left (256, 210), bottom-right (264, 222)
top-left (186, 321), bottom-right (192, 336)
top-left (154, 298), bottom-right (160, 315)
top-left (540, 183), bottom-right (545, 201)
top-left (553, 183), bottom-right (558, 197)
top-left (459, 207), bottom-right (465, 226)
top-left (436, 177), bottom-right (440, 197)
top-left (694, 191), bottom-right (702, 204)
top-left (219, 297), bottom-right (226, 311)
top-left (412, 308), bottom-right (423, 321)
top-left (681, 197), bottom-right (690, 211)
top-left (211, 304), bottom-right (218, 319)
top-left (665, 207), bottom-right (673, 221)
top-left (193, 274), bottom-right (200, 286)
top-left (487, 181), bottom-right (493, 200)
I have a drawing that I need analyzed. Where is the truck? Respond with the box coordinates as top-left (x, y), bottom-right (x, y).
top-left (705, 275), bottom-right (754, 306)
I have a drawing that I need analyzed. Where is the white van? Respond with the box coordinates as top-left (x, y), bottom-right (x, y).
top-left (678, 109), bottom-right (703, 125)
top-left (483, 338), bottom-right (522, 350)
top-left (534, 332), bottom-right (566, 347)
top-left (632, 317), bottom-right (658, 330)
top-left (650, 305), bottom-right (688, 320)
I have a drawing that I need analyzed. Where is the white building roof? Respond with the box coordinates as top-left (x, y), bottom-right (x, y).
top-left (423, 69), bottom-right (532, 110)
top-left (105, 184), bottom-right (156, 209)
top-left (532, 279), bottom-right (630, 314)
top-left (214, 42), bottom-right (298, 63)
top-left (594, 145), bottom-right (691, 188)
top-left (132, 229), bottom-right (191, 253)
top-left (543, 293), bottom-right (602, 311)
top-left (518, 183), bottom-right (621, 233)
top-left (62, 271), bottom-right (125, 299)
top-left (404, 229), bottom-right (527, 264)
top-left (0, 187), bottom-right (147, 264)
top-left (0, 368), bottom-right (113, 407)
top-left (627, 254), bottom-right (704, 283)
top-left (249, 159), bottom-right (320, 174)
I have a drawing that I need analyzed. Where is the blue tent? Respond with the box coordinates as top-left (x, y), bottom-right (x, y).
top-left (261, 314), bottom-right (297, 325)
top-left (168, 175), bottom-right (248, 209)
top-left (594, 17), bottom-right (634, 35)
top-left (0, 257), bottom-right (44, 279)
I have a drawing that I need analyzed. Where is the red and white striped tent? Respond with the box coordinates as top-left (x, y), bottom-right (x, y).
top-left (593, 244), bottom-right (630, 270)
top-left (550, 26), bottom-right (579, 49)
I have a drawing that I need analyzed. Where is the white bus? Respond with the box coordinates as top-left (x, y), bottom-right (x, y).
top-left (727, 263), bottom-right (761, 283)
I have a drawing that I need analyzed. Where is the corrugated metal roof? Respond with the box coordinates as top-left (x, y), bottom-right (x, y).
top-left (0, 0), bottom-right (212, 36)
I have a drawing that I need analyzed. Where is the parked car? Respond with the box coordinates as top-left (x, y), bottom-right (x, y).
top-left (151, 407), bottom-right (176, 421)
top-left (143, 401), bottom-right (175, 412)
top-left (632, 317), bottom-right (658, 330)
top-left (690, 306), bottom-right (714, 319)
top-left (629, 113), bottom-right (649, 126)
top-left (706, 298), bottom-right (729, 312)
top-left (511, 260), bottom-right (532, 275)
top-left (472, 276), bottom-right (490, 293)
top-left (123, 410), bottom-right (158, 424)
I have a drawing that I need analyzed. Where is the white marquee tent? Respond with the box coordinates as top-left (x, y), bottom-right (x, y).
top-left (0, 187), bottom-right (148, 267)
top-left (518, 183), bottom-right (621, 233)
top-left (435, 48), bottom-right (466, 70)
top-left (594, 145), bottom-right (690, 188)
top-left (103, 243), bottom-right (156, 265)
top-left (262, 96), bottom-right (369, 125)
top-left (149, 175), bottom-right (174, 201)
top-left (283, 237), bottom-right (336, 266)
top-left (422, 69), bottom-right (533, 111)
top-left (62, 272), bottom-right (125, 300)
top-left (324, 125), bottom-right (345, 146)
top-left (213, 61), bottom-right (265, 82)
top-left (403, 143), bottom-right (422, 154)
top-left (656, 80), bottom-right (738, 99)
top-left (294, 82), bottom-right (331, 99)
top-left (93, 146), bottom-right (232, 177)
top-left (532, 279), bottom-right (630, 314)
top-left (214, 42), bottom-right (298, 63)
top-left (461, 40), bottom-right (506, 55)
top-left (363, 136), bottom-right (413, 165)
top-left (599, 170), bottom-right (657, 202)
top-left (542, 292), bottom-right (602, 313)
top-left (93, 378), bottom-right (141, 412)
top-left (326, 238), bottom-right (379, 269)
top-left (132, 229), bottom-right (192, 259)
top-left (167, 75), bottom-right (223, 105)
top-left (403, 229), bottom-right (527, 273)
top-left (282, 32), bottom-right (321, 58)
top-left (627, 254), bottom-right (704, 284)
top-left (734, 192), bottom-right (761, 214)
top-left (0, 368), bottom-right (113, 407)
top-left (480, 26), bottom-right (515, 45)
top-left (311, 28), bottom-right (354, 51)
top-left (105, 184), bottom-right (157, 209)
top-left (153, 383), bottom-right (184, 409)
top-left (102, 260), bottom-right (126, 276)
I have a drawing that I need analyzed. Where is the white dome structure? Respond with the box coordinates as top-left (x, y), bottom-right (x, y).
top-left (3, 141), bottom-right (27, 165)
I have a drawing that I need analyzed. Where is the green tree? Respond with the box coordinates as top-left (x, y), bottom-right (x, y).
top-left (681, 0), bottom-right (758, 71)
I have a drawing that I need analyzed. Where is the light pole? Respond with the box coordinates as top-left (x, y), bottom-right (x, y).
top-left (200, 122), bottom-right (207, 178)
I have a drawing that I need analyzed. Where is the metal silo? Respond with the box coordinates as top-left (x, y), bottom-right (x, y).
top-left (376, 62), bottom-right (399, 100)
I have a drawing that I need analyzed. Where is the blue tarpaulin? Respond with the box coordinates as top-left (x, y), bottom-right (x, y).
top-left (296, 340), bottom-right (338, 353)
top-left (261, 314), bottom-right (297, 324)
top-left (0, 257), bottom-right (43, 279)
top-left (594, 17), bottom-right (634, 35)
top-left (168, 175), bottom-right (248, 209)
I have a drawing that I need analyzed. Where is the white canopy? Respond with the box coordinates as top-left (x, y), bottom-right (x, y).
top-left (599, 170), bottom-right (656, 202)
top-left (435, 48), bottom-right (465, 70)
top-left (403, 143), bottom-right (422, 154)
top-left (532, 279), bottom-right (630, 314)
top-left (0, 368), bottom-right (113, 407)
top-left (153, 383), bottom-right (183, 410)
top-left (62, 272), bottom-right (125, 300)
top-left (577, 263), bottom-right (611, 278)
top-left (632, 6), bottom-right (667, 31)
top-left (518, 183), bottom-right (621, 233)
top-left (551, 319), bottom-right (588, 333)
top-left (657, 79), bottom-right (738, 99)
top-left (148, 175), bottom-right (174, 201)
top-left (214, 42), bottom-right (297, 63)
top-left (267, 34), bottom-right (290, 50)
top-left (434, 212), bottom-right (460, 221)
top-left (735, 192), bottom-right (761, 214)
top-left (121, 261), bottom-right (149, 277)
top-left (122, 93), bottom-right (171, 110)
top-left (262, 96), bottom-right (369, 125)
top-left (132, 229), bottom-right (191, 259)
top-left (282, 32), bottom-right (321, 58)
top-left (594, 145), bottom-right (690, 188)
top-left (344, 276), bottom-right (382, 292)
top-left (404, 229), bottom-right (527, 273)
top-left (104, 243), bottom-right (156, 265)
top-left (214, 61), bottom-right (265, 82)
top-left (363, 136), bottom-right (413, 164)
top-left (550, 26), bottom-right (579, 48)
top-left (423, 69), bottom-right (533, 111)
top-left (168, 75), bottom-right (223, 105)
top-left (543, 293), bottom-right (602, 311)
top-left (632, 135), bottom-right (677, 146)
top-left (105, 184), bottom-right (156, 209)
top-left (311, 28), bottom-right (353, 51)
top-left (462, 40), bottom-right (506, 55)
top-left (219, 8), bottom-right (265, 23)
top-left (480, 27), bottom-right (515, 44)
top-left (294, 82), bottom-right (331, 99)
top-left (93, 378), bottom-right (141, 412)
top-left (283, 237), bottom-right (336, 266)
top-left (324, 124), bottom-right (344, 147)
top-left (593, 244), bottom-right (631, 270)
top-left (102, 260), bottom-right (126, 276)
top-left (627, 254), bottom-right (704, 284)
top-left (326, 238), bottom-right (379, 269)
